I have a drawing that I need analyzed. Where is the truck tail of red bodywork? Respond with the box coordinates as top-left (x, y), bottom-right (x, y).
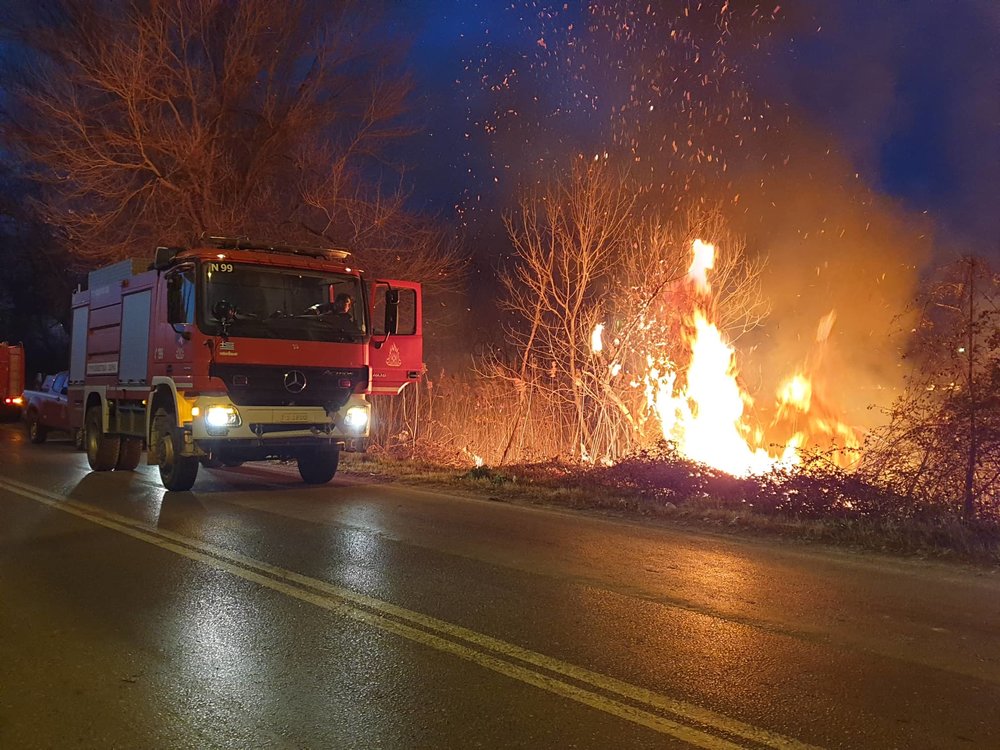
top-left (1, 342), bottom-right (26, 409)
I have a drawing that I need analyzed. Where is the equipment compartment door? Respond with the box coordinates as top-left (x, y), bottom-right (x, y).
top-left (120, 290), bottom-right (153, 384)
top-left (368, 280), bottom-right (423, 395)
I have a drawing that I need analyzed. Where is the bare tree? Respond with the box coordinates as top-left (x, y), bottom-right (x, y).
top-left (1, 0), bottom-right (461, 288)
top-left (494, 159), bottom-right (635, 462)
top-left (492, 161), bottom-right (768, 464)
top-left (862, 256), bottom-right (1000, 519)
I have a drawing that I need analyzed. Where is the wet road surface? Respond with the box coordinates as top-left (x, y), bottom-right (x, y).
top-left (1, 423), bottom-right (999, 749)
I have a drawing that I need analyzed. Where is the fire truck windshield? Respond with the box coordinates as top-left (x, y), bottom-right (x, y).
top-left (200, 263), bottom-right (366, 343)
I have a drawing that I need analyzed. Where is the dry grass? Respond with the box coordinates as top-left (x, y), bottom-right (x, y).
top-left (340, 447), bottom-right (1000, 566)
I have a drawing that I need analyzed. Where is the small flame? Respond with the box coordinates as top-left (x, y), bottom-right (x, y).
top-left (816, 310), bottom-right (837, 343)
top-left (774, 367), bottom-right (861, 469)
top-left (591, 322), bottom-right (605, 353)
top-left (463, 447), bottom-right (485, 467)
top-left (777, 373), bottom-right (812, 412)
top-left (688, 239), bottom-right (715, 294)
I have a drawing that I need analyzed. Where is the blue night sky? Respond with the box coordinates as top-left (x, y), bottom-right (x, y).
top-left (396, 0), bottom-right (999, 258)
top-left (386, 0), bottom-right (997, 421)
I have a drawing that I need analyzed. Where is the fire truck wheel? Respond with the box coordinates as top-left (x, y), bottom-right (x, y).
top-left (26, 412), bottom-right (48, 444)
top-left (158, 431), bottom-right (199, 491)
top-left (85, 406), bottom-right (120, 471)
top-left (297, 447), bottom-right (340, 485)
top-left (115, 437), bottom-right (143, 471)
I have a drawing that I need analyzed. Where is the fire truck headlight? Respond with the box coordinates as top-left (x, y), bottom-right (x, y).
top-left (205, 405), bottom-right (240, 429)
top-left (344, 406), bottom-right (369, 429)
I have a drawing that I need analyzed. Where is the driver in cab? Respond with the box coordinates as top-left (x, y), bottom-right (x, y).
top-left (310, 293), bottom-right (361, 335)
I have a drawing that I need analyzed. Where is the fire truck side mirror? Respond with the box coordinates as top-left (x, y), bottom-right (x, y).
top-left (154, 246), bottom-right (179, 271)
top-left (166, 275), bottom-right (184, 324)
top-left (165, 275), bottom-right (192, 341)
top-left (384, 289), bottom-right (400, 335)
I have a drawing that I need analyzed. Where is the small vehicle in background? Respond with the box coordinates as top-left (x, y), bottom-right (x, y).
top-left (22, 371), bottom-right (73, 444)
top-left (0, 342), bottom-right (26, 420)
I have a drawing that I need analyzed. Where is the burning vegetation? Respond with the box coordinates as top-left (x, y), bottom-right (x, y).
top-left (366, 1), bottom-right (997, 529)
top-left (371, 218), bottom-right (999, 529)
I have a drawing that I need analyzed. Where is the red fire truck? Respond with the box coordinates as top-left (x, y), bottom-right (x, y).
top-left (1, 342), bottom-right (26, 417)
top-left (69, 238), bottom-right (422, 490)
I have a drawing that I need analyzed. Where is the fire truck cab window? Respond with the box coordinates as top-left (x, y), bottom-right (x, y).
top-left (371, 285), bottom-right (416, 336)
top-left (395, 289), bottom-right (417, 335)
top-left (166, 267), bottom-right (196, 324)
top-left (201, 263), bottom-right (365, 343)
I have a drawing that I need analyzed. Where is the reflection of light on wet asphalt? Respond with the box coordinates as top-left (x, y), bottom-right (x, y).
top-left (0, 474), bottom-right (822, 750)
top-left (174, 568), bottom-right (270, 713)
top-left (336, 528), bottom-right (387, 592)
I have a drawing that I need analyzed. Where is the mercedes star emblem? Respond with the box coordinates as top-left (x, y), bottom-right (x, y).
top-left (283, 370), bottom-right (307, 393)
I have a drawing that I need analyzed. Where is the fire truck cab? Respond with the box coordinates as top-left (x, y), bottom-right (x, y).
top-left (69, 238), bottom-right (422, 490)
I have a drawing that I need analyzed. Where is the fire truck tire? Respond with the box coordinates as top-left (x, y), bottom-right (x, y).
top-left (115, 437), bottom-right (143, 471)
top-left (158, 432), bottom-right (199, 491)
top-left (26, 412), bottom-right (48, 444)
top-left (297, 447), bottom-right (340, 484)
top-left (86, 406), bottom-right (120, 471)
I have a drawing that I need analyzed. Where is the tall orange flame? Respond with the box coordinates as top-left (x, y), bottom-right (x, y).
top-left (642, 240), bottom-right (858, 476)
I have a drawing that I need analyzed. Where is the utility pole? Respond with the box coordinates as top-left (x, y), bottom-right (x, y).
top-left (963, 255), bottom-right (977, 519)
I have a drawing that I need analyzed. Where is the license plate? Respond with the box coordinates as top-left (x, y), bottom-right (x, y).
top-left (278, 412), bottom-right (309, 423)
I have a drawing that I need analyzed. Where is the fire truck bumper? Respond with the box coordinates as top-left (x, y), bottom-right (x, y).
top-left (188, 402), bottom-right (370, 447)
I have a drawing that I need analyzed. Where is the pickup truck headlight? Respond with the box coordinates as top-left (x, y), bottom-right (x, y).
top-left (205, 405), bottom-right (241, 429)
top-left (344, 406), bottom-right (369, 429)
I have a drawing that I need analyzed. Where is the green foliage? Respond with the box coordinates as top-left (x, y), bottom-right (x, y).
top-left (461, 465), bottom-right (514, 486)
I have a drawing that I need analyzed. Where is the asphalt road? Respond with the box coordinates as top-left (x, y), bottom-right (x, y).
top-left (1, 423), bottom-right (998, 749)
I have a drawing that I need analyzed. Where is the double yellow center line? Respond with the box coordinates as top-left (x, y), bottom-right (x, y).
top-left (0, 476), bottom-right (821, 750)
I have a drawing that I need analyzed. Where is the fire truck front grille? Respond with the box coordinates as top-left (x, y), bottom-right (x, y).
top-left (210, 364), bottom-right (368, 409)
